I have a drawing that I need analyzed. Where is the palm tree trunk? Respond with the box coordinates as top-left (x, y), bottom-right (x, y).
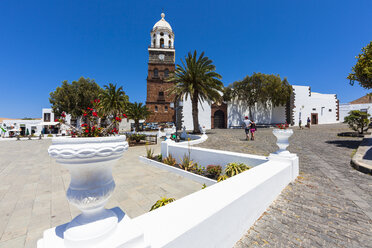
top-left (192, 92), bottom-right (199, 133)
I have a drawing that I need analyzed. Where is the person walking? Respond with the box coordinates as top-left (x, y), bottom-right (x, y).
top-left (243, 116), bottom-right (251, 140)
top-left (307, 117), bottom-right (311, 129)
top-left (299, 118), bottom-right (303, 129)
top-left (250, 120), bottom-right (256, 140)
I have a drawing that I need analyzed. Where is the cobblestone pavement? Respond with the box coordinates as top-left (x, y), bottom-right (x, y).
top-left (0, 139), bottom-right (202, 248)
top-left (198, 124), bottom-right (372, 248)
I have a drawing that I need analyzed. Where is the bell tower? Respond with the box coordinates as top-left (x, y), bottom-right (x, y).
top-left (146, 13), bottom-right (176, 123)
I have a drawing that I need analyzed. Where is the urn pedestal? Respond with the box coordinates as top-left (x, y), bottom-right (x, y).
top-left (272, 129), bottom-right (293, 156)
top-left (37, 136), bottom-right (150, 248)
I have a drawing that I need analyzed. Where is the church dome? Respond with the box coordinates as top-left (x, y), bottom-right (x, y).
top-left (152, 13), bottom-right (172, 32)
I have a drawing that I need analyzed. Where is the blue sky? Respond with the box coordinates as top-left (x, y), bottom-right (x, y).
top-left (0, 0), bottom-right (371, 118)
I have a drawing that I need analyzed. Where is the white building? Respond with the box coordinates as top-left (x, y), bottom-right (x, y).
top-left (339, 95), bottom-right (372, 122)
top-left (291, 85), bottom-right (339, 126)
top-left (180, 85), bottom-right (339, 130)
top-left (1, 119), bottom-right (43, 137)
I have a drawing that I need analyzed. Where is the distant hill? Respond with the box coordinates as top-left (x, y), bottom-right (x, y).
top-left (350, 95), bottom-right (372, 104)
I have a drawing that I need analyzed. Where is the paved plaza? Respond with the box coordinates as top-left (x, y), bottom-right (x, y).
top-left (197, 124), bottom-right (372, 247)
top-left (0, 140), bottom-right (202, 248)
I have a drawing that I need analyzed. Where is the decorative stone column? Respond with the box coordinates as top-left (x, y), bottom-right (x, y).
top-left (37, 136), bottom-right (150, 248)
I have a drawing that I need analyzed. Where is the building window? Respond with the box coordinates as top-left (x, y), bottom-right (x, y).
top-left (153, 34), bottom-right (155, 38)
top-left (154, 69), bottom-right (159, 78)
top-left (312, 108), bottom-right (316, 111)
top-left (168, 35), bottom-right (171, 39)
top-left (329, 109), bottom-right (332, 112)
top-left (160, 32), bottom-right (164, 36)
top-left (159, 91), bottom-right (164, 97)
top-left (168, 40), bottom-right (172, 48)
top-left (44, 113), bottom-right (51, 122)
top-left (160, 38), bottom-right (164, 48)
top-left (153, 39), bottom-right (156, 47)
top-left (361, 109), bottom-right (368, 113)
top-left (165, 106), bottom-right (168, 112)
top-left (164, 69), bottom-right (169, 78)
top-left (155, 106), bottom-right (158, 112)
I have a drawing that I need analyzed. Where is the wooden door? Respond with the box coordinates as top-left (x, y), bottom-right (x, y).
top-left (311, 113), bottom-right (318, 125)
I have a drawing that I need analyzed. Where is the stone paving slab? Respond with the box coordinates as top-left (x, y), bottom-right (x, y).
top-left (0, 139), bottom-right (202, 248)
top-left (198, 124), bottom-right (372, 248)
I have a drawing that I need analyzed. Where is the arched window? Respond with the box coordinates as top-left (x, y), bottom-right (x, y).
top-left (155, 106), bottom-right (158, 112)
top-left (168, 40), bottom-right (172, 48)
top-left (160, 32), bottom-right (164, 36)
top-left (154, 69), bottom-right (159, 78)
top-left (153, 34), bottom-right (156, 38)
top-left (164, 69), bottom-right (169, 78)
top-left (165, 106), bottom-right (168, 112)
top-left (168, 35), bottom-right (171, 39)
top-left (153, 39), bottom-right (156, 47)
top-left (160, 38), bottom-right (164, 48)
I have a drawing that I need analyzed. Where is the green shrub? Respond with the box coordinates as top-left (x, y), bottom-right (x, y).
top-left (179, 154), bottom-right (195, 171)
top-left (206, 165), bottom-right (222, 180)
top-left (156, 154), bottom-right (162, 162)
top-left (149, 197), bottom-right (175, 211)
top-left (217, 175), bottom-right (229, 182)
top-left (128, 133), bottom-right (146, 143)
top-left (146, 146), bottom-right (154, 159)
top-left (190, 163), bottom-right (205, 176)
top-left (47, 134), bottom-right (53, 137)
top-left (162, 154), bottom-right (176, 166)
top-left (224, 162), bottom-right (250, 177)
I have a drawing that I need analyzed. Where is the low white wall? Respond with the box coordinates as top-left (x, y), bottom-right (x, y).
top-left (139, 156), bottom-right (217, 186)
top-left (164, 141), bottom-right (267, 170)
top-left (339, 103), bottom-right (372, 122)
top-left (132, 157), bottom-right (298, 248)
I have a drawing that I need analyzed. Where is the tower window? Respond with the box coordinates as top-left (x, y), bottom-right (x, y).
top-left (164, 69), bottom-right (169, 78)
top-left (159, 91), bottom-right (164, 96)
top-left (153, 39), bottom-right (156, 47)
top-left (160, 38), bottom-right (164, 48)
top-left (155, 106), bottom-right (158, 112)
top-left (165, 106), bottom-right (168, 112)
top-left (153, 34), bottom-right (155, 38)
top-left (160, 32), bottom-right (164, 36)
top-left (168, 40), bottom-right (171, 48)
top-left (168, 35), bottom-right (171, 39)
top-left (154, 69), bottom-right (159, 78)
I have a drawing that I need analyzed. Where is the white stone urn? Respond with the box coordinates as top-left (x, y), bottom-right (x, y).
top-left (164, 128), bottom-right (173, 139)
top-left (272, 129), bottom-right (293, 155)
top-left (200, 126), bottom-right (206, 136)
top-left (48, 136), bottom-right (128, 246)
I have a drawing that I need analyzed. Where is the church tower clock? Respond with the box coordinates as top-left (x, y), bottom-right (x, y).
top-left (146, 13), bottom-right (176, 123)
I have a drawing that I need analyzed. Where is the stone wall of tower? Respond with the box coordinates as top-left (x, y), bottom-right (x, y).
top-left (146, 63), bottom-right (176, 123)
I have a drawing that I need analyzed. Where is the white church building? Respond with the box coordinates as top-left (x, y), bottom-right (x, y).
top-left (181, 85), bottom-right (339, 130)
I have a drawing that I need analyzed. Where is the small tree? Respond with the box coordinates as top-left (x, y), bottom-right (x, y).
top-left (347, 41), bottom-right (372, 89)
top-left (344, 110), bottom-right (370, 134)
top-left (125, 102), bottom-right (151, 131)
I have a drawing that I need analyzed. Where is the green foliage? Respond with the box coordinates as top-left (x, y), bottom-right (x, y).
top-left (224, 162), bottom-right (251, 177)
top-left (146, 146), bottom-right (154, 159)
top-left (217, 175), bottom-right (229, 182)
top-left (190, 164), bottom-right (205, 176)
top-left (126, 102), bottom-right (151, 131)
top-left (47, 134), bottom-right (53, 137)
top-left (162, 154), bottom-right (177, 166)
top-left (149, 197), bottom-right (175, 211)
top-left (156, 154), bottom-right (162, 162)
top-left (344, 110), bottom-right (370, 134)
top-left (100, 83), bottom-right (129, 128)
top-left (179, 154), bottom-right (195, 171)
top-left (128, 133), bottom-right (146, 143)
top-left (49, 77), bottom-right (103, 118)
top-left (202, 184), bottom-right (207, 189)
top-left (167, 51), bottom-right (223, 133)
top-left (226, 73), bottom-right (292, 119)
top-left (347, 42), bottom-right (372, 89)
top-left (206, 165), bottom-right (222, 180)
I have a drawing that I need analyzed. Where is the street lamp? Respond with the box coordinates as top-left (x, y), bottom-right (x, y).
top-left (170, 100), bottom-right (183, 142)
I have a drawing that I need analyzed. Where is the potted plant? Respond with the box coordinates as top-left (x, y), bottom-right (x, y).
top-left (273, 123), bottom-right (293, 155)
top-left (49, 100), bottom-right (129, 244)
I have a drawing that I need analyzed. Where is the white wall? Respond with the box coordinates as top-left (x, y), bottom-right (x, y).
top-left (2, 119), bottom-right (43, 137)
top-left (339, 103), bottom-right (372, 122)
top-left (292, 85), bottom-right (338, 125)
top-left (227, 100), bottom-right (286, 127)
top-left (182, 97), bottom-right (211, 130)
top-left (132, 155), bottom-right (298, 248)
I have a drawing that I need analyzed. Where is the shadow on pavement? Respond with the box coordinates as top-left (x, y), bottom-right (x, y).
top-left (362, 147), bottom-right (372, 161)
top-left (325, 140), bottom-right (361, 149)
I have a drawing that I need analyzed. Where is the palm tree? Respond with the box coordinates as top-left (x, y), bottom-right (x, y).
top-left (126, 102), bottom-right (151, 131)
top-left (168, 51), bottom-right (223, 133)
top-left (100, 83), bottom-right (129, 129)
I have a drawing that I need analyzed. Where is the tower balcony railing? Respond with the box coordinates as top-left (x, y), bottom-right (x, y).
top-left (148, 45), bottom-right (175, 49)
